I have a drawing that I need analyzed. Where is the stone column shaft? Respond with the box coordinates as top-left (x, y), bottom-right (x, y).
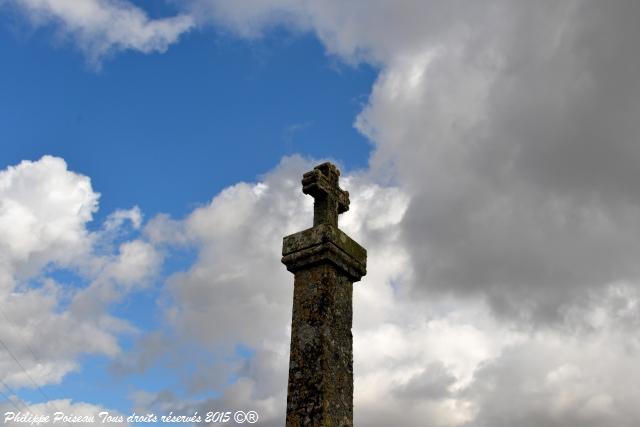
top-left (287, 264), bottom-right (353, 426)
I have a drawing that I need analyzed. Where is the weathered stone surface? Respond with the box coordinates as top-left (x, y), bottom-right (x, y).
top-left (282, 162), bottom-right (367, 427)
top-left (282, 224), bottom-right (366, 282)
top-left (286, 265), bottom-right (354, 427)
top-left (302, 162), bottom-right (349, 228)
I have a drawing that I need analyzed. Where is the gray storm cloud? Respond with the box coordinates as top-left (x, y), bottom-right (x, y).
top-left (349, 1), bottom-right (640, 322)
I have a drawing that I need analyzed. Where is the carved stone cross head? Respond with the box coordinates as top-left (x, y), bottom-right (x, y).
top-left (302, 162), bottom-right (350, 227)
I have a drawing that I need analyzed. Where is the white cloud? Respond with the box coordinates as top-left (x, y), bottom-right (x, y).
top-left (4, 0), bottom-right (193, 66)
top-left (0, 155), bottom-right (97, 279)
top-left (165, 156), bottom-right (314, 351)
top-left (0, 156), bottom-right (160, 393)
top-left (143, 214), bottom-right (188, 246)
top-left (69, 239), bottom-right (161, 320)
top-left (104, 206), bottom-right (142, 232)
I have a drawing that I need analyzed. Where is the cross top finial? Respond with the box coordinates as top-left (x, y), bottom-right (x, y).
top-left (302, 162), bottom-right (350, 227)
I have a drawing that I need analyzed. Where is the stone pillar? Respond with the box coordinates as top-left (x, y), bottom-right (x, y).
top-left (282, 162), bottom-right (367, 427)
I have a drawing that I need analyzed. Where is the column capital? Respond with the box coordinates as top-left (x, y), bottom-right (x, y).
top-left (282, 224), bottom-right (367, 282)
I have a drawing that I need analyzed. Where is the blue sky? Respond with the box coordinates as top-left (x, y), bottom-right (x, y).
top-left (0, 15), bottom-right (375, 221)
top-left (2, 2), bottom-right (640, 427)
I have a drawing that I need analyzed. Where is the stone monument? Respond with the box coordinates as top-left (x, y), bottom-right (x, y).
top-left (281, 162), bottom-right (367, 427)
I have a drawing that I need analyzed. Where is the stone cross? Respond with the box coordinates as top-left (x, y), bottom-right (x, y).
top-left (282, 162), bottom-right (367, 427)
top-left (302, 162), bottom-right (350, 228)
